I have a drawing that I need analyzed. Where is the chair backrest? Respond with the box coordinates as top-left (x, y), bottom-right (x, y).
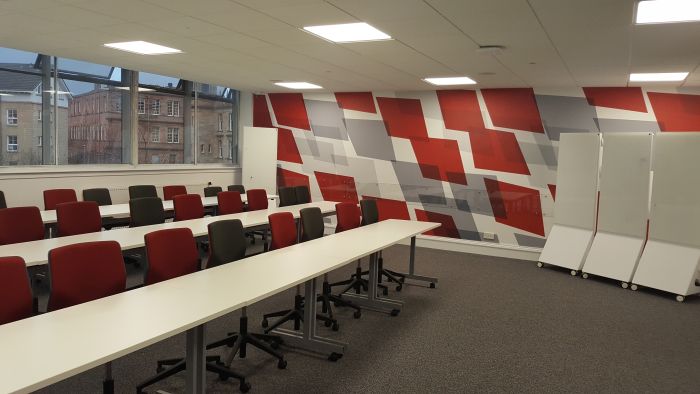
top-left (268, 212), bottom-right (297, 250)
top-left (129, 185), bottom-right (158, 200)
top-left (144, 228), bottom-right (200, 285)
top-left (0, 256), bottom-right (33, 325)
top-left (47, 241), bottom-right (126, 311)
top-left (0, 206), bottom-right (45, 245)
top-left (217, 191), bottom-right (244, 215)
top-left (56, 201), bottom-right (102, 237)
top-left (278, 187), bottom-right (298, 207)
top-left (204, 186), bottom-right (223, 197)
top-left (163, 185), bottom-right (187, 201)
top-left (228, 184), bottom-right (245, 194)
top-left (300, 207), bottom-right (324, 241)
top-left (207, 219), bottom-right (247, 268)
top-left (0, 190), bottom-right (6, 209)
top-left (82, 188), bottom-right (113, 206)
top-left (173, 194), bottom-right (204, 221)
top-left (335, 202), bottom-right (362, 233)
top-left (360, 199), bottom-right (379, 226)
top-left (295, 185), bottom-right (311, 204)
top-left (43, 189), bottom-right (77, 210)
top-left (246, 189), bottom-right (269, 211)
top-left (129, 197), bottom-right (165, 227)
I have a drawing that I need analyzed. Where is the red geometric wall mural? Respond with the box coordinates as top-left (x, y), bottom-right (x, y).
top-left (261, 87), bottom-right (699, 248)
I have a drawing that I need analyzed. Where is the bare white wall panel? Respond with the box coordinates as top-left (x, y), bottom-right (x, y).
top-left (241, 127), bottom-right (278, 195)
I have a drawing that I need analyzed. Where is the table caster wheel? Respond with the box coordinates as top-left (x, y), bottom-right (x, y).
top-left (570, 270), bottom-right (577, 276)
top-left (621, 282), bottom-right (629, 289)
top-left (582, 273), bottom-right (589, 279)
top-left (277, 359), bottom-right (287, 369)
top-left (270, 340), bottom-right (280, 349)
top-left (390, 309), bottom-right (400, 317)
top-left (328, 352), bottom-right (342, 362)
top-left (332, 322), bottom-right (340, 331)
top-left (324, 320), bottom-right (332, 327)
top-left (631, 284), bottom-right (638, 291)
top-left (537, 262), bottom-right (543, 268)
top-left (676, 295), bottom-right (685, 302)
top-left (353, 310), bottom-right (361, 319)
top-left (261, 318), bottom-right (268, 328)
top-left (399, 277), bottom-right (406, 283)
top-left (429, 282), bottom-right (436, 288)
top-left (156, 366), bottom-right (164, 373)
top-left (240, 381), bottom-right (251, 393)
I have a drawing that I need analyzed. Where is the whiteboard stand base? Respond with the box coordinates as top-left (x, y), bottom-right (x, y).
top-left (538, 224), bottom-right (595, 273)
top-left (581, 232), bottom-right (645, 284)
top-left (632, 240), bottom-right (700, 298)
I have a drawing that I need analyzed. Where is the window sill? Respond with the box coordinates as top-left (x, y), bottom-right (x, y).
top-left (0, 163), bottom-right (240, 176)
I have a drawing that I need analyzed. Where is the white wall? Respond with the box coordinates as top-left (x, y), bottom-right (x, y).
top-left (0, 165), bottom-right (241, 208)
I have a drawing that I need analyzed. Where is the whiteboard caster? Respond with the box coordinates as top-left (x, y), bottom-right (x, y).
top-left (621, 282), bottom-right (629, 289)
top-left (536, 262), bottom-right (543, 268)
top-left (676, 295), bottom-right (685, 302)
top-left (630, 284), bottom-right (638, 291)
top-left (570, 270), bottom-right (577, 276)
top-left (581, 273), bottom-right (589, 279)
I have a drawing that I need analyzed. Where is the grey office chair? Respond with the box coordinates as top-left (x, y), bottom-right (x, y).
top-left (83, 188), bottom-right (130, 230)
top-left (227, 184), bottom-right (245, 194)
top-left (294, 185), bottom-right (311, 204)
top-left (129, 197), bottom-right (165, 227)
top-left (277, 186), bottom-right (298, 207)
top-left (128, 185), bottom-right (157, 200)
top-left (204, 186), bottom-right (223, 197)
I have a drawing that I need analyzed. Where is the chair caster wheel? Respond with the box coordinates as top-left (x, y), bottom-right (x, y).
top-left (537, 262), bottom-right (543, 268)
top-left (277, 359), bottom-right (287, 369)
top-left (328, 352), bottom-right (343, 362)
top-left (332, 322), bottom-right (339, 331)
top-left (261, 319), bottom-right (268, 328)
top-left (271, 340), bottom-right (280, 349)
top-left (353, 310), bottom-right (361, 319)
top-left (395, 285), bottom-right (402, 292)
top-left (390, 309), bottom-right (400, 316)
top-left (240, 381), bottom-right (251, 393)
top-left (582, 273), bottom-right (589, 279)
top-left (570, 270), bottom-right (577, 276)
top-left (429, 282), bottom-right (436, 289)
top-left (631, 284), bottom-right (638, 291)
top-left (156, 367), bottom-right (164, 373)
top-left (676, 295), bottom-right (685, 302)
top-left (382, 288), bottom-right (388, 296)
top-left (324, 320), bottom-right (332, 327)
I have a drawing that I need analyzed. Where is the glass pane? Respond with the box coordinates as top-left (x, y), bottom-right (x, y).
top-left (137, 90), bottom-right (188, 164)
top-left (139, 72), bottom-right (180, 89)
top-left (196, 95), bottom-right (236, 164)
top-left (57, 58), bottom-right (112, 78)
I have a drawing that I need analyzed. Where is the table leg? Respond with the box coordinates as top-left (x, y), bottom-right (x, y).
top-left (342, 253), bottom-right (403, 315)
top-left (185, 325), bottom-right (206, 394)
top-left (398, 236), bottom-right (438, 288)
top-left (272, 277), bottom-right (346, 360)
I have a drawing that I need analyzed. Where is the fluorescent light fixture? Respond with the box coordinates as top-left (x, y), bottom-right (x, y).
top-left (636, 0), bottom-right (700, 24)
top-left (423, 76), bottom-right (477, 86)
top-left (114, 86), bottom-right (155, 92)
top-left (104, 41), bottom-right (182, 55)
top-left (629, 72), bottom-right (689, 81)
top-left (274, 82), bottom-right (323, 89)
top-left (303, 22), bottom-right (391, 43)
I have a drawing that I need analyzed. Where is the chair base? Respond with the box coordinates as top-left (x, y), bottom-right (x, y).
top-left (206, 315), bottom-right (287, 370)
top-left (331, 265), bottom-right (389, 296)
top-left (262, 294), bottom-right (338, 333)
top-left (137, 355), bottom-right (249, 393)
top-left (318, 280), bottom-right (361, 320)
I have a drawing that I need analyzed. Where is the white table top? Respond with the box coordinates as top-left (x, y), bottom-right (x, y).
top-left (39, 195), bottom-right (279, 224)
top-left (2, 201), bottom-right (336, 267)
top-left (0, 219), bottom-right (438, 394)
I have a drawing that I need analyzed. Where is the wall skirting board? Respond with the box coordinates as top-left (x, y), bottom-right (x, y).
top-left (400, 235), bottom-right (542, 262)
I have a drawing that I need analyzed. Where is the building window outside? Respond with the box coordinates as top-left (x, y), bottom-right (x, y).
top-left (218, 113), bottom-right (223, 131)
top-left (169, 153), bottom-right (176, 163)
top-left (7, 135), bottom-right (18, 152)
top-left (37, 136), bottom-right (42, 146)
top-left (200, 144), bottom-right (205, 154)
top-left (6, 109), bottom-right (18, 125)
top-left (208, 144), bottom-right (212, 154)
top-left (167, 100), bottom-right (181, 117)
top-left (151, 99), bottom-right (160, 115)
top-left (218, 141), bottom-right (223, 159)
top-left (138, 97), bottom-right (145, 114)
top-left (151, 127), bottom-right (160, 142)
top-left (167, 127), bottom-right (179, 143)
top-left (38, 110), bottom-right (42, 121)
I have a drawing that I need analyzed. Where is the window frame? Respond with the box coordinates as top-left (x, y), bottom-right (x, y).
top-left (167, 127), bottom-right (179, 144)
top-left (6, 135), bottom-right (18, 152)
top-left (6, 109), bottom-right (18, 126)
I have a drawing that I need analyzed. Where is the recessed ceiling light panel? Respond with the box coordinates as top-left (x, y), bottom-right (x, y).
top-left (303, 22), bottom-right (391, 43)
top-left (636, 0), bottom-right (700, 24)
top-left (274, 82), bottom-right (323, 89)
top-left (104, 41), bottom-right (182, 55)
top-left (423, 77), bottom-right (477, 86)
top-left (629, 72), bottom-right (689, 82)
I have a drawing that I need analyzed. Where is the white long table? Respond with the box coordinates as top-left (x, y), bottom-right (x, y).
top-left (39, 195), bottom-right (279, 224)
top-left (2, 201), bottom-right (334, 267)
top-left (0, 219), bottom-right (438, 394)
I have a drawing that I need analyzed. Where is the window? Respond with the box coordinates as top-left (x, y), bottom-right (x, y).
top-left (6, 109), bottom-right (18, 125)
top-left (218, 141), bottom-right (223, 159)
top-left (208, 144), bottom-right (212, 154)
top-left (150, 127), bottom-right (160, 142)
top-left (218, 113), bottom-right (223, 131)
top-left (38, 110), bottom-right (42, 121)
top-left (37, 136), bottom-right (42, 146)
top-left (151, 99), bottom-right (160, 115)
top-left (169, 153), bottom-right (176, 163)
top-left (166, 100), bottom-right (180, 117)
top-left (7, 136), bottom-right (18, 152)
top-left (167, 127), bottom-right (179, 143)
top-left (200, 144), bottom-right (205, 153)
top-left (138, 97), bottom-right (145, 114)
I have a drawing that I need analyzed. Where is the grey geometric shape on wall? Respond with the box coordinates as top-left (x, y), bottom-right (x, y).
top-left (519, 141), bottom-right (557, 169)
top-left (345, 118), bottom-right (396, 162)
top-left (514, 233), bottom-right (547, 248)
top-left (305, 99), bottom-right (349, 140)
top-left (594, 118), bottom-right (660, 133)
top-left (391, 161), bottom-right (445, 205)
top-left (535, 95), bottom-right (599, 141)
top-left (449, 175), bottom-right (495, 216)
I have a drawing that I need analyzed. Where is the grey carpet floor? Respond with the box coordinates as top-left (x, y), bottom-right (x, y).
top-left (33, 245), bottom-right (700, 394)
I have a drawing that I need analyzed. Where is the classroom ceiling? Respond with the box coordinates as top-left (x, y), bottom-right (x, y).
top-left (0, 0), bottom-right (698, 92)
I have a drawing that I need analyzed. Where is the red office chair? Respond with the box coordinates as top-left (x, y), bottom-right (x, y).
top-left (173, 194), bottom-right (204, 221)
top-left (56, 201), bottom-right (102, 236)
top-left (163, 185), bottom-right (187, 201)
top-left (246, 189), bottom-right (268, 211)
top-left (0, 256), bottom-right (33, 325)
top-left (0, 206), bottom-right (45, 245)
top-left (261, 212), bottom-right (336, 333)
top-left (43, 188), bottom-right (77, 210)
top-left (48, 240), bottom-right (126, 393)
top-left (217, 191), bottom-right (244, 215)
top-left (138, 227), bottom-right (249, 393)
